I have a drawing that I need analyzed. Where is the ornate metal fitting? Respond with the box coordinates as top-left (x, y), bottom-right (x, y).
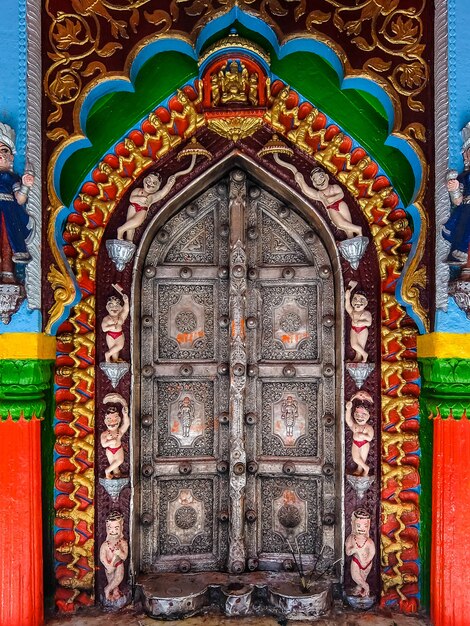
top-left (219, 314), bottom-right (230, 328)
top-left (218, 510), bottom-right (229, 522)
top-left (247, 558), bottom-right (259, 571)
top-left (282, 267), bottom-right (295, 280)
top-left (322, 463), bottom-right (334, 477)
top-left (319, 265), bottom-right (331, 279)
top-left (304, 230), bottom-right (317, 244)
top-left (249, 186), bottom-right (261, 199)
top-left (186, 204), bottom-right (198, 218)
top-left (180, 364), bottom-right (193, 376)
top-left (157, 228), bottom-right (170, 243)
top-left (231, 561), bottom-right (245, 575)
top-left (178, 560), bottom-right (191, 573)
top-left (218, 412), bottom-right (229, 424)
top-left (141, 414), bottom-right (153, 428)
top-left (322, 513), bottom-right (335, 526)
top-left (245, 509), bottom-right (257, 523)
top-left (218, 266), bottom-right (229, 279)
top-left (142, 463), bottom-right (154, 477)
top-left (247, 267), bottom-right (258, 280)
top-left (322, 314), bottom-right (335, 327)
top-left (245, 412), bottom-right (257, 425)
top-left (142, 364), bottom-right (154, 378)
top-left (247, 461), bottom-right (258, 474)
top-left (247, 364), bottom-right (258, 377)
top-left (218, 363), bottom-right (229, 375)
top-left (282, 558), bottom-right (295, 572)
top-left (180, 266), bottom-right (193, 279)
top-left (179, 461), bottom-right (192, 475)
top-left (144, 265), bottom-right (156, 279)
top-left (217, 460), bottom-right (229, 473)
top-left (282, 365), bottom-right (296, 378)
top-left (233, 462), bottom-right (245, 475)
top-left (140, 512), bottom-right (154, 526)
top-left (232, 264), bottom-right (245, 278)
top-left (323, 412), bottom-right (335, 426)
top-left (323, 363), bottom-right (335, 377)
top-left (246, 316), bottom-right (257, 329)
top-left (282, 461), bottom-right (296, 475)
top-left (142, 314), bottom-right (153, 328)
top-left (247, 226), bottom-right (258, 240)
top-left (233, 363), bottom-right (245, 376)
top-left (277, 206), bottom-right (290, 219)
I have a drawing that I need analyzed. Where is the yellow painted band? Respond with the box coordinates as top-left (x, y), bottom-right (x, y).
top-left (0, 333), bottom-right (56, 360)
top-left (417, 333), bottom-right (470, 359)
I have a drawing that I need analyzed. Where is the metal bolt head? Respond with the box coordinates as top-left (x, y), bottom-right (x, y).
top-left (233, 363), bottom-right (245, 377)
top-left (247, 267), bottom-right (258, 280)
top-left (142, 463), bottom-right (154, 477)
top-left (178, 560), bottom-right (191, 573)
top-left (245, 412), bottom-right (257, 425)
top-left (246, 316), bottom-right (257, 329)
top-left (219, 315), bottom-right (230, 328)
top-left (186, 204), bottom-right (198, 218)
top-left (142, 314), bottom-right (153, 328)
top-left (220, 223), bottom-right (229, 237)
top-left (247, 461), bottom-right (258, 474)
top-left (249, 186), bottom-right (261, 199)
top-left (141, 414), bottom-right (153, 428)
top-left (144, 265), bottom-right (156, 279)
top-left (323, 412), bottom-right (335, 426)
top-left (304, 230), bottom-right (317, 244)
top-left (142, 364), bottom-right (154, 378)
top-left (156, 229), bottom-right (169, 243)
top-left (282, 558), bottom-right (295, 572)
top-left (247, 226), bottom-right (258, 240)
top-left (218, 266), bottom-right (229, 279)
top-left (323, 363), bottom-right (335, 377)
top-left (233, 462), bottom-right (245, 475)
top-left (282, 461), bottom-right (296, 475)
top-left (218, 363), bottom-right (229, 375)
top-left (231, 560), bottom-right (245, 574)
top-left (322, 462), bottom-right (334, 477)
top-left (140, 512), bottom-right (153, 526)
top-left (322, 314), bottom-right (335, 327)
top-left (319, 265), bottom-right (331, 279)
top-left (180, 364), bottom-right (193, 376)
top-left (323, 513), bottom-right (335, 526)
top-left (247, 557), bottom-right (259, 571)
top-left (179, 461), bottom-right (192, 475)
top-left (232, 264), bottom-right (245, 278)
top-left (245, 509), bottom-right (257, 523)
top-left (180, 266), bottom-right (192, 279)
top-left (218, 412), bottom-right (229, 424)
top-left (283, 365), bottom-right (296, 378)
top-left (217, 461), bottom-right (229, 473)
top-left (278, 206), bottom-right (290, 219)
top-left (282, 267), bottom-right (295, 279)
top-left (247, 364), bottom-right (258, 377)
top-left (218, 510), bottom-right (229, 522)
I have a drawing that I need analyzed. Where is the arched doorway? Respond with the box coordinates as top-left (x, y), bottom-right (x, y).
top-left (134, 166), bottom-right (341, 615)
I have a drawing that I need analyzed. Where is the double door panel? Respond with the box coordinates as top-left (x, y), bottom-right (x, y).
top-left (139, 171), bottom-right (336, 574)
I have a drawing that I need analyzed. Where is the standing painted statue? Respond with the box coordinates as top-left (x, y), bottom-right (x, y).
top-left (444, 121), bottom-right (470, 266)
top-left (0, 123), bottom-right (32, 283)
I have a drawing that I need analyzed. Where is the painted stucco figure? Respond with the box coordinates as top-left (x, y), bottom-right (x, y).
top-left (345, 281), bottom-right (372, 362)
top-left (345, 391), bottom-right (374, 477)
top-left (444, 122), bottom-right (470, 265)
top-left (102, 284), bottom-right (129, 362)
top-left (345, 509), bottom-right (375, 598)
top-left (99, 511), bottom-right (129, 602)
top-left (0, 123), bottom-right (33, 281)
top-left (101, 393), bottom-right (130, 479)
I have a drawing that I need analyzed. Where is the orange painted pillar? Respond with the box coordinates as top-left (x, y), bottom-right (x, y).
top-left (0, 417), bottom-right (44, 626)
top-left (431, 416), bottom-right (470, 626)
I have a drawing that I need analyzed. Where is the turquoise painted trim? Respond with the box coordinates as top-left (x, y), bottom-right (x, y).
top-left (435, 298), bottom-right (470, 334)
top-left (396, 204), bottom-right (426, 334)
top-left (130, 39), bottom-right (197, 83)
top-left (0, 301), bottom-right (42, 334)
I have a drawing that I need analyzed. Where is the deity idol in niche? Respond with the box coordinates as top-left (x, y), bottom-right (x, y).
top-left (345, 281), bottom-right (372, 362)
top-left (345, 508), bottom-right (375, 598)
top-left (0, 123), bottom-right (33, 283)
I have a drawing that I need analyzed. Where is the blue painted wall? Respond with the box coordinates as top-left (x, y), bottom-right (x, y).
top-left (0, 0), bottom-right (42, 333)
top-left (434, 0), bottom-right (470, 334)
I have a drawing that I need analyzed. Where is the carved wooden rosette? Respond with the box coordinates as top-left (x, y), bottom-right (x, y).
top-left (48, 50), bottom-right (426, 610)
top-left (228, 170), bottom-right (248, 572)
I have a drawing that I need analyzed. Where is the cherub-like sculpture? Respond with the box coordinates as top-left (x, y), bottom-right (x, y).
top-left (345, 281), bottom-right (372, 362)
top-left (345, 390), bottom-right (374, 476)
top-left (101, 284), bottom-right (129, 362)
top-left (287, 108), bottom-right (324, 154)
top-left (345, 509), bottom-right (375, 598)
top-left (443, 121), bottom-right (470, 265)
top-left (0, 123), bottom-right (33, 277)
top-left (294, 167), bottom-right (363, 239)
top-left (99, 511), bottom-right (129, 602)
top-left (168, 83), bottom-right (204, 139)
top-left (265, 81), bottom-right (299, 133)
top-left (116, 173), bottom-right (177, 242)
top-left (101, 393), bottom-right (130, 479)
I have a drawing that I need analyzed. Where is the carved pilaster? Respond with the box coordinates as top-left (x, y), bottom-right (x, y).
top-left (228, 169), bottom-right (247, 573)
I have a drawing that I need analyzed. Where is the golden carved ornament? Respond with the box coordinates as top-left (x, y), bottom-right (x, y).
top-left (207, 116), bottom-right (264, 142)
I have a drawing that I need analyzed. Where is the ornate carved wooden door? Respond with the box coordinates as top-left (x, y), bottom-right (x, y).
top-left (139, 169), bottom-right (336, 576)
